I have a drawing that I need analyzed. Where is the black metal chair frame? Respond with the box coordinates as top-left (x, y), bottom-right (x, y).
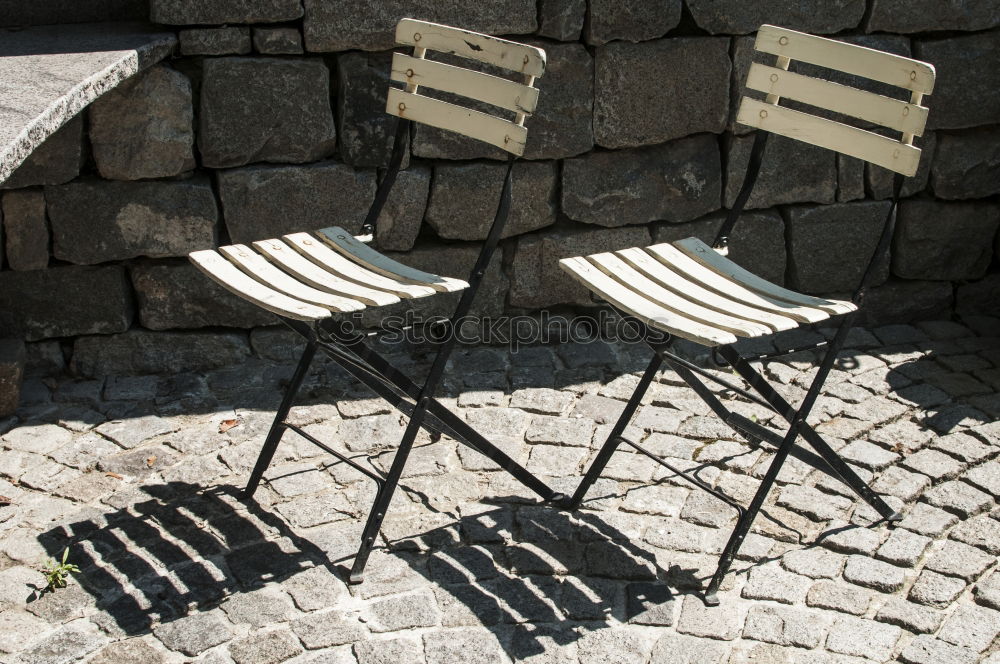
top-left (244, 119), bottom-right (562, 583)
top-left (567, 129), bottom-right (908, 606)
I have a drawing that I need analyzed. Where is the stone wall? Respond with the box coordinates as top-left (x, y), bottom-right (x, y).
top-left (1, 1), bottom-right (999, 378)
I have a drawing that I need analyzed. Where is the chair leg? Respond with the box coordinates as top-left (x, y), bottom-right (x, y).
top-left (244, 340), bottom-right (318, 499)
top-left (329, 335), bottom-right (559, 502)
top-left (348, 403), bottom-right (426, 583)
top-left (567, 354), bottom-right (662, 510)
top-left (703, 321), bottom-right (880, 604)
top-left (717, 343), bottom-right (901, 522)
top-left (702, 421), bottom-right (802, 606)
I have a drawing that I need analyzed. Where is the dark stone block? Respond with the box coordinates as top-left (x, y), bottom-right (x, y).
top-left (839, 154), bottom-right (866, 202)
top-left (46, 177), bottom-right (218, 264)
top-left (585, 0), bottom-right (681, 45)
top-left (151, 0), bottom-right (303, 24)
top-left (302, 0), bottom-right (536, 52)
top-left (867, 0), bottom-right (1000, 33)
top-left (893, 200), bottom-right (999, 281)
top-left (1, 115), bottom-right (83, 190)
top-left (595, 38), bottom-right (730, 149)
top-left (725, 133), bottom-right (837, 209)
top-left (563, 134), bottom-right (722, 227)
top-left (916, 32), bottom-right (1000, 130)
top-left (218, 161), bottom-right (375, 244)
top-left (2, 190), bottom-right (49, 271)
top-left (787, 201), bottom-right (892, 294)
top-left (336, 51), bottom-right (408, 169)
top-left (252, 27), bottom-right (303, 54)
top-left (686, 0), bottom-right (865, 34)
top-left (729, 36), bottom-right (756, 136)
top-left (653, 209), bottom-right (786, 286)
top-left (375, 165), bottom-right (430, 252)
top-left (131, 261), bottom-right (277, 330)
top-left (956, 273), bottom-right (1000, 317)
top-left (426, 161), bottom-right (556, 240)
top-left (538, 0), bottom-right (585, 40)
top-left (931, 126), bottom-right (1000, 200)
top-left (71, 330), bottom-right (250, 377)
top-left (522, 42), bottom-right (594, 160)
top-left (0, 266), bottom-right (133, 341)
top-left (510, 226), bottom-right (652, 308)
top-left (89, 65), bottom-right (196, 180)
top-left (856, 280), bottom-right (953, 326)
top-left (179, 27), bottom-right (251, 56)
top-left (199, 57), bottom-right (336, 168)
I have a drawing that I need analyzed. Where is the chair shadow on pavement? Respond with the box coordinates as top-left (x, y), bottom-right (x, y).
top-left (36, 478), bottom-right (712, 659)
top-left (36, 481), bottom-right (327, 635)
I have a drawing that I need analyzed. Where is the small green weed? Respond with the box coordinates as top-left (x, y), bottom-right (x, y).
top-left (41, 548), bottom-right (80, 592)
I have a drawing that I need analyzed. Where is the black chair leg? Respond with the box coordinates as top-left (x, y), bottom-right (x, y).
top-left (718, 337), bottom-right (901, 522)
top-left (244, 339), bottom-right (318, 499)
top-left (702, 419), bottom-right (802, 605)
top-left (348, 407), bottom-right (425, 583)
top-left (567, 353), bottom-right (662, 510)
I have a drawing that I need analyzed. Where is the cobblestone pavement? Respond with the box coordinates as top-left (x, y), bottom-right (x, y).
top-left (1, 319), bottom-right (999, 664)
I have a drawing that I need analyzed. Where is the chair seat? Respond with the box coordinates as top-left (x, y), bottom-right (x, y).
top-left (189, 226), bottom-right (469, 322)
top-left (560, 236), bottom-right (856, 347)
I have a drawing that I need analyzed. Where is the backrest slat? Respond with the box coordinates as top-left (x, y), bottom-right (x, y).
top-left (390, 52), bottom-right (539, 115)
top-left (738, 97), bottom-right (922, 176)
top-left (745, 62), bottom-right (928, 136)
top-left (386, 18), bottom-right (544, 156)
top-left (386, 87), bottom-right (528, 155)
top-left (755, 25), bottom-right (935, 94)
top-left (395, 18), bottom-right (545, 77)
top-left (737, 24), bottom-right (935, 176)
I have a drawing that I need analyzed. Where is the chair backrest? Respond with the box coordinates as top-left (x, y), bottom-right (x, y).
top-left (736, 25), bottom-right (935, 177)
top-left (385, 18), bottom-right (546, 157)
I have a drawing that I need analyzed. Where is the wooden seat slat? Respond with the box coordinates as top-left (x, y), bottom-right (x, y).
top-left (189, 250), bottom-right (331, 321)
top-left (284, 232), bottom-right (436, 299)
top-left (219, 245), bottom-right (365, 312)
top-left (253, 239), bottom-right (400, 307)
top-left (644, 243), bottom-right (833, 324)
top-left (587, 252), bottom-right (773, 338)
top-left (559, 256), bottom-right (738, 347)
top-left (671, 238), bottom-right (856, 316)
top-left (316, 227), bottom-right (469, 293)
top-left (614, 247), bottom-right (799, 332)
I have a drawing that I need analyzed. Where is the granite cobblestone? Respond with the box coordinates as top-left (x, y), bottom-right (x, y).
top-left (0, 329), bottom-right (996, 661)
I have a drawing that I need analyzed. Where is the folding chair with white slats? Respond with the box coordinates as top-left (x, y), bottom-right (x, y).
top-left (562, 25), bottom-right (936, 606)
top-left (188, 19), bottom-right (560, 583)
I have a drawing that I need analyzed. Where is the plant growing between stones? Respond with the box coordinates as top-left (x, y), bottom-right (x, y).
top-left (41, 547), bottom-right (80, 592)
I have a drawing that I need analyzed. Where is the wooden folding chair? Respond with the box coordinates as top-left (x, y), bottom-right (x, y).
top-left (563, 25), bottom-right (935, 605)
top-left (188, 19), bottom-right (560, 582)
